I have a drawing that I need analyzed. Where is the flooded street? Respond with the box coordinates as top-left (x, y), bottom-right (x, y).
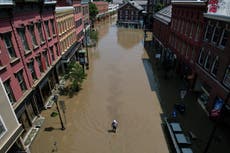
top-left (30, 16), bottom-right (169, 153)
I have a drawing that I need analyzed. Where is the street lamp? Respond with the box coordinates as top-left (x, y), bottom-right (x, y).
top-left (53, 95), bottom-right (65, 130)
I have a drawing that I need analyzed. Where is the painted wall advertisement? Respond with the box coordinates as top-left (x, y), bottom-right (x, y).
top-left (208, 0), bottom-right (230, 16)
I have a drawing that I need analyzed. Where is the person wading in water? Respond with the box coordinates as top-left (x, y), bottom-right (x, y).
top-left (111, 120), bottom-right (118, 133)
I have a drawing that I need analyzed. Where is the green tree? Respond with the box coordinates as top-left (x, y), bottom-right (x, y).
top-left (64, 62), bottom-right (86, 92)
top-left (89, 2), bottom-right (99, 28)
top-left (154, 3), bottom-right (164, 12)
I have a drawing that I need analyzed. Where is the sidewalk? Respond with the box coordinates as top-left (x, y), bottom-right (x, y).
top-left (144, 41), bottom-right (230, 153)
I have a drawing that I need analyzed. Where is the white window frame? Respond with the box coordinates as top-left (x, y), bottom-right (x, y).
top-left (28, 25), bottom-right (38, 47)
top-left (204, 51), bottom-right (211, 70)
top-left (219, 24), bottom-right (229, 48)
top-left (223, 65), bottom-right (230, 89)
top-left (0, 115), bottom-right (7, 139)
top-left (3, 33), bottom-right (16, 59)
top-left (198, 48), bottom-right (204, 65)
top-left (195, 25), bottom-right (200, 41)
top-left (204, 21), bottom-right (211, 41)
top-left (211, 56), bottom-right (219, 76)
top-left (189, 23), bottom-right (194, 38)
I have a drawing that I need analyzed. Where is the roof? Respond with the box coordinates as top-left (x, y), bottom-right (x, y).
top-left (154, 5), bottom-right (172, 25)
top-left (55, 6), bottom-right (74, 12)
top-left (171, 0), bottom-right (207, 5)
top-left (119, 0), bottom-right (143, 11)
top-left (113, 0), bottom-right (123, 4)
top-left (135, 0), bottom-right (147, 6)
top-left (81, 0), bottom-right (90, 4)
top-left (205, 0), bottom-right (230, 20)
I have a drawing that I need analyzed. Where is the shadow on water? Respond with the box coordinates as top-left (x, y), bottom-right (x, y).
top-left (107, 129), bottom-right (116, 133)
top-left (142, 58), bottom-right (165, 109)
top-left (44, 127), bottom-right (62, 132)
top-left (142, 58), bottom-right (158, 91)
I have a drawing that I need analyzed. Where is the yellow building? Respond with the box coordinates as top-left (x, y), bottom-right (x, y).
top-left (55, 6), bottom-right (80, 73)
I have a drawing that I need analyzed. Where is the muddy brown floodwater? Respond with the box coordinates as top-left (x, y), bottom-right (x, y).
top-left (30, 15), bottom-right (169, 153)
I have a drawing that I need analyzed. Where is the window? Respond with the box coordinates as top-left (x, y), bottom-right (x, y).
top-left (185, 22), bottom-right (189, 36)
top-left (36, 56), bottom-right (43, 73)
top-left (44, 21), bottom-right (51, 38)
top-left (198, 48), bottom-right (205, 65)
top-left (3, 33), bottom-right (16, 58)
top-left (223, 66), bottom-right (230, 89)
top-left (189, 23), bottom-right (194, 38)
top-left (212, 23), bottom-right (222, 44)
top-left (0, 116), bottom-right (7, 139)
top-left (185, 45), bottom-right (189, 58)
top-left (191, 47), bottom-right (195, 61)
top-left (204, 22), bottom-right (214, 41)
top-left (219, 27), bottom-right (229, 48)
top-left (28, 61), bottom-right (37, 80)
top-left (177, 20), bottom-right (181, 32)
top-left (211, 56), bottom-right (219, 76)
top-left (204, 52), bottom-right (212, 70)
top-left (43, 51), bottom-right (49, 67)
top-left (28, 25), bottom-right (38, 47)
top-left (37, 22), bottom-right (45, 43)
top-left (3, 80), bottom-right (15, 104)
top-left (195, 25), bottom-right (200, 41)
top-left (18, 28), bottom-right (30, 52)
top-left (180, 20), bottom-right (184, 34)
top-left (50, 46), bottom-right (55, 61)
top-left (15, 70), bottom-right (27, 92)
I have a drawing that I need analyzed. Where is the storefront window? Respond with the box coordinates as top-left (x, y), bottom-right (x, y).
top-left (26, 101), bottom-right (36, 122)
top-left (19, 112), bottom-right (31, 138)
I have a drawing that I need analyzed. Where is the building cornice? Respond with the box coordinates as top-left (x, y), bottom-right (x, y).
top-left (171, 1), bottom-right (207, 6)
top-left (204, 13), bottom-right (230, 22)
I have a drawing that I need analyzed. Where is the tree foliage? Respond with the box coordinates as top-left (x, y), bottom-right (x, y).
top-left (89, 2), bottom-right (99, 22)
top-left (64, 62), bottom-right (86, 92)
top-left (154, 3), bottom-right (164, 12)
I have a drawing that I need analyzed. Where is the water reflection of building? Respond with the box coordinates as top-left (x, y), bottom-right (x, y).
top-left (0, 0), bottom-right (60, 152)
top-left (117, 28), bottom-right (143, 49)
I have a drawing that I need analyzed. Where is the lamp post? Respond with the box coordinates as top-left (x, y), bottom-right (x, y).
top-left (53, 95), bottom-right (65, 130)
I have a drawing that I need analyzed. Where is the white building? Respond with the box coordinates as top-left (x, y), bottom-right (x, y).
top-left (0, 79), bottom-right (23, 153)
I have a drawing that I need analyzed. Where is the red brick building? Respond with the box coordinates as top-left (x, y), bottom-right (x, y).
top-left (93, 1), bottom-right (109, 20)
top-left (195, 0), bottom-right (230, 118)
top-left (152, 5), bottom-right (172, 67)
top-left (0, 1), bottom-right (60, 152)
top-left (169, 0), bottom-right (207, 87)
